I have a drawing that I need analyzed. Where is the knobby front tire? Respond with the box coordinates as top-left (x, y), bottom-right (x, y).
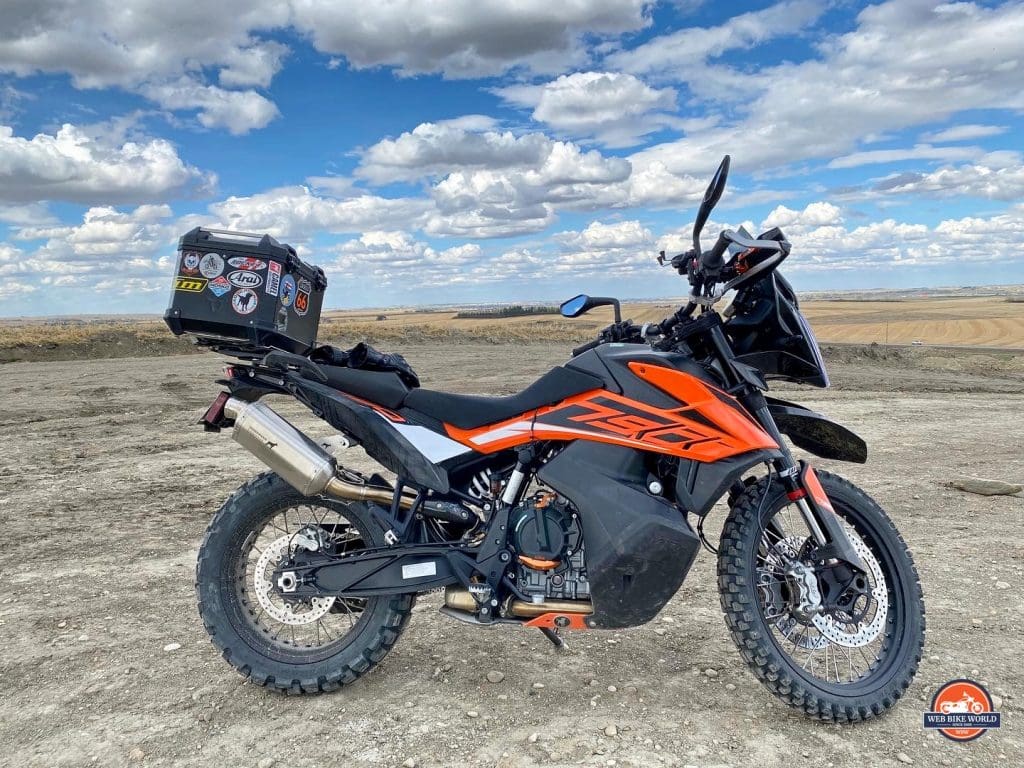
top-left (717, 470), bottom-right (925, 722)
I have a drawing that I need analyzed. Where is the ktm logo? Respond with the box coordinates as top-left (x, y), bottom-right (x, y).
top-left (174, 277), bottom-right (208, 292)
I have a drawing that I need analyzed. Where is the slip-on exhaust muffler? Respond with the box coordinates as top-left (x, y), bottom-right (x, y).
top-left (223, 397), bottom-right (414, 508)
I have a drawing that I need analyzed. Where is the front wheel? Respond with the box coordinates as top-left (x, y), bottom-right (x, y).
top-left (196, 472), bottom-right (414, 694)
top-left (717, 470), bottom-right (924, 722)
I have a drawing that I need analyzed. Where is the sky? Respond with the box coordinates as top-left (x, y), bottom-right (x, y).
top-left (1, 0), bottom-right (1023, 316)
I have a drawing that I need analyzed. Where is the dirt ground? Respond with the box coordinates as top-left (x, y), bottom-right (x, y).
top-left (1, 343), bottom-right (1021, 768)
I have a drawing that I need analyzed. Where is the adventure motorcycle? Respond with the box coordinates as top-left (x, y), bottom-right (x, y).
top-left (190, 156), bottom-right (924, 721)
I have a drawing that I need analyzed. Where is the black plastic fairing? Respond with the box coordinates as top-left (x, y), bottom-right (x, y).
top-left (725, 272), bottom-right (829, 388)
top-left (675, 449), bottom-right (781, 516)
top-left (293, 378), bottom-right (451, 492)
top-left (766, 397), bottom-right (868, 463)
top-left (538, 441), bottom-right (699, 629)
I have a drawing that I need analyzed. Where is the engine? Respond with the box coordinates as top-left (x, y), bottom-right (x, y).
top-left (508, 492), bottom-right (590, 602)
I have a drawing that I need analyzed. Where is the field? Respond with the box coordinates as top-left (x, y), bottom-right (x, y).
top-left (0, 340), bottom-right (1022, 767)
top-left (2, 296), bottom-right (1023, 365)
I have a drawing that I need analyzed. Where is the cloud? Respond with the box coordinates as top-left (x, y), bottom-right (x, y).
top-left (828, 144), bottom-right (982, 170)
top-left (359, 119), bottom-right (711, 236)
top-left (0, 202), bottom-right (57, 226)
top-left (425, 143), bottom-right (632, 238)
top-left (495, 71), bottom-right (679, 147)
top-left (608, 0), bottom-right (825, 83)
top-left (291, 0), bottom-right (652, 78)
top-left (867, 154), bottom-right (1024, 202)
top-left (207, 186), bottom-right (433, 241)
top-left (763, 201), bottom-right (843, 229)
top-left (358, 121), bottom-right (554, 184)
top-left (141, 78), bottom-right (280, 135)
top-left (0, 123), bottom-right (215, 204)
top-left (753, 201), bottom-right (1024, 272)
top-left (0, 2), bottom-right (291, 132)
top-left (625, 1), bottom-right (1024, 178)
top-left (328, 230), bottom-right (484, 287)
top-left (919, 124), bottom-right (1008, 143)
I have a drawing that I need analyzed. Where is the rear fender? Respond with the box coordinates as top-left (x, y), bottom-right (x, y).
top-left (766, 396), bottom-right (867, 463)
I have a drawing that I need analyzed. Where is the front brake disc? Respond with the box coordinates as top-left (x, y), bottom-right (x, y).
top-left (811, 525), bottom-right (888, 648)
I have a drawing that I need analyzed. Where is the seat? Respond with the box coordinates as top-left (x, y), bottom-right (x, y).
top-left (314, 366), bottom-right (411, 410)
top-left (404, 367), bottom-right (604, 430)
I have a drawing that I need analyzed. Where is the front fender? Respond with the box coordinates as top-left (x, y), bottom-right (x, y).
top-left (766, 396), bottom-right (867, 464)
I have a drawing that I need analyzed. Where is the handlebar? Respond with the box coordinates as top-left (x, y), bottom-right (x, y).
top-left (701, 231), bottom-right (731, 272)
top-left (571, 338), bottom-right (603, 357)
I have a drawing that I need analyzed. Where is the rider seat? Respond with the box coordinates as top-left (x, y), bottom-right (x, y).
top-left (403, 367), bottom-right (603, 429)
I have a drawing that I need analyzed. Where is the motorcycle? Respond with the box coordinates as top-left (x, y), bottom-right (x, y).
top-left (940, 695), bottom-right (984, 715)
top-left (189, 156), bottom-right (924, 721)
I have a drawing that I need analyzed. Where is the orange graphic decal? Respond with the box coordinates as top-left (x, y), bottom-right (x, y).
top-left (445, 365), bottom-right (776, 462)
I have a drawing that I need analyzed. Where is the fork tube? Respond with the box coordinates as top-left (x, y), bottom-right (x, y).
top-left (742, 390), bottom-right (829, 546)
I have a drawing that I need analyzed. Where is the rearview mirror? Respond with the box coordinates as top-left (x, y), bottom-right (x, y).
top-left (559, 294), bottom-right (622, 322)
top-left (560, 294), bottom-right (590, 317)
top-left (693, 155), bottom-right (731, 253)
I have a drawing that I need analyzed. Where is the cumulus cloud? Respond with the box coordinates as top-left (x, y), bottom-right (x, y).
top-left (207, 186), bottom-right (433, 241)
top-left (0, 1), bottom-right (291, 132)
top-left (141, 78), bottom-right (280, 135)
top-left (753, 201), bottom-right (1024, 272)
top-left (358, 121), bottom-right (554, 184)
top-left (495, 71), bottom-right (679, 147)
top-left (328, 231), bottom-right (484, 287)
top-left (0, 123), bottom-right (215, 204)
top-left (359, 119), bottom-right (709, 237)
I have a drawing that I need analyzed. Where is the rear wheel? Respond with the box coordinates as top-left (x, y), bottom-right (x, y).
top-left (717, 470), bottom-right (924, 721)
top-left (196, 472), bottom-right (414, 693)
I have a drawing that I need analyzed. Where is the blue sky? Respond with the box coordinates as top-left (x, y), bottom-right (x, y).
top-left (1, 0), bottom-right (1023, 316)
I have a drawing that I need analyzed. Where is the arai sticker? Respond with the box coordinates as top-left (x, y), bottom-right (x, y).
top-left (280, 274), bottom-right (296, 308)
top-left (208, 275), bottom-right (231, 297)
top-left (180, 250), bottom-right (201, 275)
top-left (227, 270), bottom-right (262, 289)
top-left (232, 288), bottom-right (258, 315)
top-left (199, 252), bottom-right (225, 278)
top-left (266, 261), bottom-right (281, 297)
top-left (227, 257), bottom-right (267, 271)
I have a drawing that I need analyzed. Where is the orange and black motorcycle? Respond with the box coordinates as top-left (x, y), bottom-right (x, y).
top-left (191, 157), bottom-right (924, 721)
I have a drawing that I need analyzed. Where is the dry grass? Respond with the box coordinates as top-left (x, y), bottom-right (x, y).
top-left (2, 296), bottom-right (1023, 363)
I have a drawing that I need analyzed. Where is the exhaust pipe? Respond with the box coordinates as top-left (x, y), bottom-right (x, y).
top-left (444, 587), bottom-right (593, 618)
top-left (223, 397), bottom-right (415, 508)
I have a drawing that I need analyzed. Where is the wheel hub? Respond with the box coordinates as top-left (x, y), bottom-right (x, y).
top-left (810, 526), bottom-right (888, 648)
top-left (254, 535), bottom-right (335, 626)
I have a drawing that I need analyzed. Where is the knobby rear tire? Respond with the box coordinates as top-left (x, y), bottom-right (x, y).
top-left (195, 472), bottom-right (414, 694)
top-left (717, 470), bottom-right (925, 722)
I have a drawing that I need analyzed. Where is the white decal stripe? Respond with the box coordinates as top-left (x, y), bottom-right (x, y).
top-left (468, 421), bottom-right (533, 446)
top-left (390, 422), bottom-right (472, 463)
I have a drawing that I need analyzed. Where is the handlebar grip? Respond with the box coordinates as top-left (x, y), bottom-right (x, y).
top-left (701, 232), bottom-right (730, 271)
top-left (571, 338), bottom-right (602, 357)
